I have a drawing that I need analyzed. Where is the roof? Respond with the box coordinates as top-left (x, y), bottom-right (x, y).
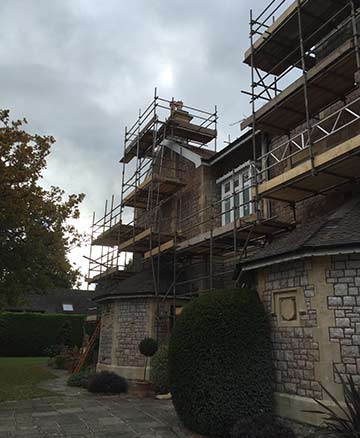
top-left (94, 268), bottom-right (187, 302)
top-left (7, 289), bottom-right (97, 315)
top-left (204, 129), bottom-right (260, 167)
top-left (183, 144), bottom-right (216, 159)
top-left (239, 196), bottom-right (360, 271)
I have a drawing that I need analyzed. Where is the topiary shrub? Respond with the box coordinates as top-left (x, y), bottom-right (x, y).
top-left (169, 288), bottom-right (273, 437)
top-left (139, 337), bottom-right (158, 380)
top-left (87, 371), bottom-right (128, 394)
top-left (139, 338), bottom-right (158, 357)
top-left (230, 414), bottom-right (296, 438)
top-left (150, 344), bottom-right (169, 394)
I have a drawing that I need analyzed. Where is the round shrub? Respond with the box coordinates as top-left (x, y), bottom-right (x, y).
top-left (139, 338), bottom-right (158, 357)
top-left (230, 414), bottom-right (296, 438)
top-left (87, 371), bottom-right (128, 394)
top-left (150, 344), bottom-right (169, 394)
top-left (169, 288), bottom-right (273, 437)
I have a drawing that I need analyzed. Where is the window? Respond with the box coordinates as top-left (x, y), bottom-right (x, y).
top-left (218, 163), bottom-right (253, 226)
top-left (62, 304), bottom-right (74, 312)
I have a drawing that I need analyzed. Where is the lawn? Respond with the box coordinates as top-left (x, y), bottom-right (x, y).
top-left (0, 357), bottom-right (57, 402)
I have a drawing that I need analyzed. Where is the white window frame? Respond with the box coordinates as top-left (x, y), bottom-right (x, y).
top-left (217, 161), bottom-right (253, 226)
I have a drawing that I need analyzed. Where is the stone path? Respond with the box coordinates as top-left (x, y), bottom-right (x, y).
top-left (0, 370), bottom-right (194, 438)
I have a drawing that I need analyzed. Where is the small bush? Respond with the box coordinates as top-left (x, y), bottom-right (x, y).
top-left (67, 373), bottom-right (83, 387)
top-left (139, 338), bottom-right (158, 357)
top-left (87, 371), bottom-right (128, 394)
top-left (67, 370), bottom-right (92, 388)
top-left (150, 344), bottom-right (169, 394)
top-left (52, 346), bottom-right (80, 372)
top-left (43, 344), bottom-right (62, 358)
top-left (54, 355), bottom-right (67, 369)
top-left (230, 415), bottom-right (296, 438)
top-left (169, 288), bottom-right (273, 437)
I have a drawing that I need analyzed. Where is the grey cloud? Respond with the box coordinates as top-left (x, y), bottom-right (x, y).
top-left (0, 0), bottom-right (269, 283)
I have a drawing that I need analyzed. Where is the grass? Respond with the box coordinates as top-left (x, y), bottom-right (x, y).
top-left (0, 357), bottom-right (57, 402)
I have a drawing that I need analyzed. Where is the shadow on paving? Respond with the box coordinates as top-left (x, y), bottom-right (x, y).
top-left (0, 369), bottom-right (199, 438)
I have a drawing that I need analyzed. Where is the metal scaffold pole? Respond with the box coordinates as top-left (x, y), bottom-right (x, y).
top-left (172, 203), bottom-right (177, 325)
top-left (350, 0), bottom-right (360, 84)
top-left (117, 132), bottom-right (127, 270)
top-left (87, 211), bottom-right (96, 289)
top-left (106, 195), bottom-right (114, 269)
top-left (296, 0), bottom-right (315, 174)
top-left (149, 88), bottom-right (160, 300)
top-left (100, 199), bottom-right (108, 278)
top-left (209, 203), bottom-right (214, 292)
top-left (250, 9), bottom-right (260, 222)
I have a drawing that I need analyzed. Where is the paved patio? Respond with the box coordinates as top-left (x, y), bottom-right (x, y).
top-left (0, 371), bottom-right (194, 438)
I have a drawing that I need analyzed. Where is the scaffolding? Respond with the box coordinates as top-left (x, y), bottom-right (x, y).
top-left (242, 0), bottom-right (360, 217)
top-left (86, 91), bottom-right (219, 295)
top-left (86, 86), bottom-right (291, 306)
top-left (87, 0), bottom-right (360, 323)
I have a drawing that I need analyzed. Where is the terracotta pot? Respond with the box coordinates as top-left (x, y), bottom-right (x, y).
top-left (130, 380), bottom-right (152, 398)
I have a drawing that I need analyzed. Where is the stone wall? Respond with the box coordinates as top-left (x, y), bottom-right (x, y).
top-left (98, 303), bottom-right (114, 365)
top-left (326, 254), bottom-right (360, 384)
top-left (262, 259), bottom-right (322, 399)
top-left (257, 255), bottom-right (349, 425)
top-left (114, 300), bottom-right (151, 368)
top-left (97, 297), bottom-right (172, 380)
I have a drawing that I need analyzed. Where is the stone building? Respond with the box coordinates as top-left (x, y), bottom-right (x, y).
top-left (238, 198), bottom-right (360, 424)
top-left (233, 0), bottom-right (360, 425)
top-left (88, 0), bottom-right (360, 426)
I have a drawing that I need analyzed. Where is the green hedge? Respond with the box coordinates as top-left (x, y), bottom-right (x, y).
top-left (168, 288), bottom-right (273, 437)
top-left (150, 343), bottom-right (170, 394)
top-left (0, 312), bottom-right (85, 357)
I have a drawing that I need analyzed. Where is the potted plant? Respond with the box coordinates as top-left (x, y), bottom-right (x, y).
top-left (133, 337), bottom-right (158, 398)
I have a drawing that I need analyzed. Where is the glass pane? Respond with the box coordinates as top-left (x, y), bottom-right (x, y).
top-left (243, 187), bottom-right (250, 216)
top-left (234, 193), bottom-right (240, 219)
top-left (224, 199), bottom-right (231, 224)
top-left (63, 304), bottom-right (74, 312)
top-left (224, 181), bottom-right (231, 193)
top-left (242, 172), bottom-right (249, 186)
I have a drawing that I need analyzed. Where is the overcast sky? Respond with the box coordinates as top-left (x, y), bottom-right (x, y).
top-left (1, 0), bottom-right (271, 288)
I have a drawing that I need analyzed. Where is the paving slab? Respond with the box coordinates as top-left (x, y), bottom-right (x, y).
top-left (0, 370), bottom-right (194, 438)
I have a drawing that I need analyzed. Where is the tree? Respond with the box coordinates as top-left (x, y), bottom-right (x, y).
top-left (0, 109), bottom-right (85, 309)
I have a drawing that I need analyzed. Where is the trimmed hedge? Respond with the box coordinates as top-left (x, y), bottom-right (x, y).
top-left (168, 288), bottom-right (273, 437)
top-left (150, 343), bottom-right (169, 394)
top-left (230, 414), bottom-right (296, 438)
top-left (0, 312), bottom-right (85, 357)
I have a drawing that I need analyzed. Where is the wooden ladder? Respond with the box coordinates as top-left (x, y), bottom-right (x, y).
top-left (73, 320), bottom-right (101, 374)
